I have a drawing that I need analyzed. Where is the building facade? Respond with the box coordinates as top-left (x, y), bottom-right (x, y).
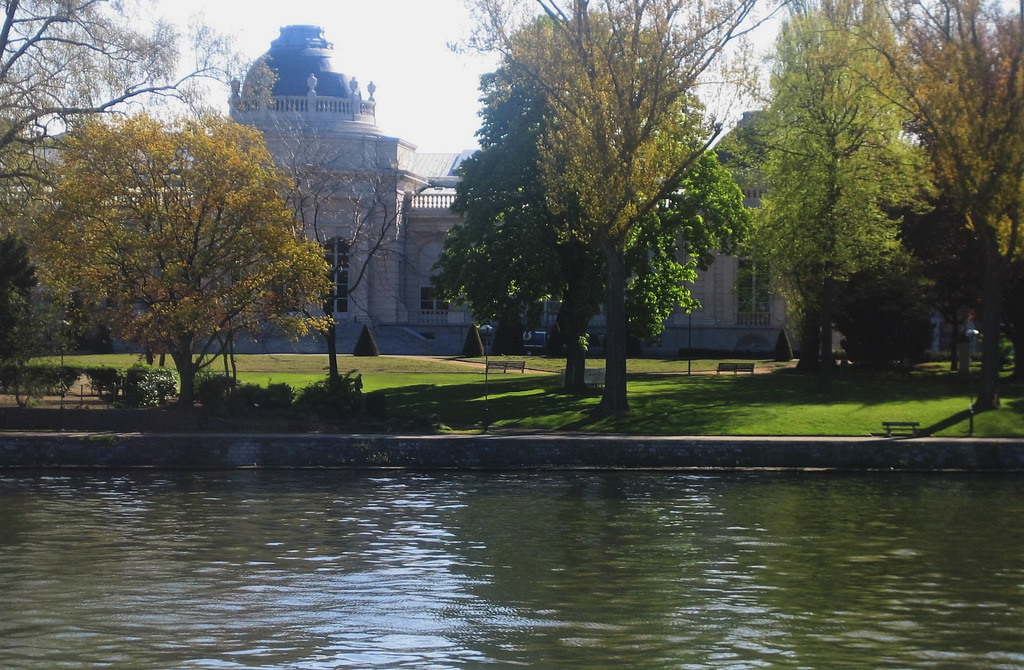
top-left (231, 25), bottom-right (786, 356)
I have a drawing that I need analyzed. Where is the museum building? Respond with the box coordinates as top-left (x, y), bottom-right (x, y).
top-left (229, 25), bottom-right (786, 356)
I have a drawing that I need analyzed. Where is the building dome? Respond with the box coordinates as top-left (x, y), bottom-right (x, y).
top-left (230, 24), bottom-right (378, 134)
top-left (258, 25), bottom-right (360, 98)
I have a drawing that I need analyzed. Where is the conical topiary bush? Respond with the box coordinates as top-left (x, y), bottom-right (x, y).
top-left (353, 324), bottom-right (380, 356)
top-left (773, 329), bottom-right (793, 362)
top-left (462, 324), bottom-right (484, 358)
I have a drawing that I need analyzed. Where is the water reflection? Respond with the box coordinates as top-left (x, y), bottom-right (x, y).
top-left (1, 471), bottom-right (1022, 668)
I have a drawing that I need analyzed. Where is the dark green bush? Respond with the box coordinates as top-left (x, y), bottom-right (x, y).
top-left (261, 382), bottom-right (295, 409)
top-left (195, 372), bottom-right (235, 412)
top-left (234, 382), bottom-right (264, 409)
top-left (235, 381), bottom-right (294, 411)
top-left (353, 325), bottom-right (380, 356)
top-left (365, 390), bottom-right (387, 416)
top-left (294, 373), bottom-right (363, 419)
top-left (0, 362), bottom-right (80, 406)
top-left (462, 325), bottom-right (484, 358)
top-left (121, 364), bottom-right (178, 407)
top-left (834, 259), bottom-right (934, 366)
top-left (83, 366), bottom-right (122, 400)
top-left (773, 329), bottom-right (793, 362)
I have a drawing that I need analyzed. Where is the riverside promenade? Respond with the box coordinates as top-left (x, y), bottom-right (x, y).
top-left (1, 432), bottom-right (1022, 471)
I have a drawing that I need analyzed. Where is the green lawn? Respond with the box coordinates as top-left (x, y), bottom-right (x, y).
top-left (44, 353), bottom-right (1024, 437)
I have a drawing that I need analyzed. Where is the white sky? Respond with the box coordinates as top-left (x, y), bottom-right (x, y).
top-left (157, 0), bottom-right (777, 153)
top-left (160, 0), bottom-right (496, 153)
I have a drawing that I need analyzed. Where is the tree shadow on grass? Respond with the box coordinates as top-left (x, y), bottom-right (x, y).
top-left (921, 409), bottom-right (972, 436)
top-left (376, 368), bottom-right (1023, 435)
top-left (378, 377), bottom-right (596, 430)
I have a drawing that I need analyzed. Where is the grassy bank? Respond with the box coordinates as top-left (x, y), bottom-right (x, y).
top-left (34, 353), bottom-right (1022, 438)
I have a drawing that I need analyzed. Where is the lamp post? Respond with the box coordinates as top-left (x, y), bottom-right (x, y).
top-left (59, 320), bottom-right (69, 414)
top-left (687, 311), bottom-right (693, 376)
top-left (478, 324), bottom-right (493, 432)
top-left (966, 326), bottom-right (979, 436)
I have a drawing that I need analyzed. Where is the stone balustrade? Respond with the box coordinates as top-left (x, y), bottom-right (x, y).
top-left (412, 192), bottom-right (457, 209)
top-left (232, 95), bottom-right (376, 121)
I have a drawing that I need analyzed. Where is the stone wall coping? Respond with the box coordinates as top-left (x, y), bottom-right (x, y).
top-left (1, 432), bottom-right (1022, 472)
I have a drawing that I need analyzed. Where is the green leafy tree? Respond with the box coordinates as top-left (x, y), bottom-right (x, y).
top-left (435, 63), bottom-right (602, 390)
top-left (0, 232), bottom-right (39, 364)
top-left (35, 114), bottom-right (330, 407)
top-left (1004, 259), bottom-right (1024, 381)
top-left (900, 197), bottom-right (984, 371)
top-left (833, 254), bottom-right (935, 366)
top-left (437, 57), bottom-right (749, 393)
top-left (756, 0), bottom-right (926, 392)
top-left (876, 0), bottom-right (1024, 409)
top-left (468, 0), bottom-right (759, 415)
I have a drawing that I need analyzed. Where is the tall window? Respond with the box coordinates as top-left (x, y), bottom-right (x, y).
top-left (419, 286), bottom-right (449, 314)
top-left (324, 237), bottom-right (349, 314)
top-left (736, 259), bottom-right (771, 326)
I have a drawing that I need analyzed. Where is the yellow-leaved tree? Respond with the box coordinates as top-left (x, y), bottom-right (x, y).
top-left (468, 0), bottom-right (761, 415)
top-left (36, 114), bottom-right (330, 406)
top-left (878, 0), bottom-right (1024, 409)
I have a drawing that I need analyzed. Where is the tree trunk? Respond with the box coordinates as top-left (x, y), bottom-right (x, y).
top-left (171, 349), bottom-right (196, 408)
top-left (817, 275), bottom-right (836, 394)
top-left (555, 286), bottom-right (595, 393)
top-left (1010, 325), bottom-right (1024, 382)
top-left (560, 309), bottom-right (590, 393)
top-left (324, 320), bottom-right (338, 379)
top-left (976, 236), bottom-right (1004, 410)
top-left (598, 241), bottom-right (629, 416)
top-left (796, 308), bottom-right (820, 372)
top-left (949, 314), bottom-right (961, 373)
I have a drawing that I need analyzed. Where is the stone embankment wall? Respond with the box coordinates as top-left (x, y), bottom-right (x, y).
top-left (1, 433), bottom-right (1022, 471)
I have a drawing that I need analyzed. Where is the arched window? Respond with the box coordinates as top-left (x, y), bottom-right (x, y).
top-left (324, 237), bottom-right (349, 314)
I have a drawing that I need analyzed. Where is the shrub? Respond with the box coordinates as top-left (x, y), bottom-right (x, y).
top-left (365, 390), bottom-right (387, 416)
top-left (235, 381), bottom-right (294, 411)
top-left (353, 325), bottom-right (380, 356)
top-left (462, 324), bottom-right (484, 358)
top-left (773, 329), bottom-right (793, 362)
top-left (195, 372), bottom-right (235, 412)
top-left (261, 382), bottom-right (295, 409)
top-left (294, 372), bottom-right (363, 420)
top-left (121, 364), bottom-right (178, 407)
top-left (0, 362), bottom-right (81, 406)
top-left (234, 382), bottom-right (263, 409)
top-left (83, 366), bottom-right (122, 400)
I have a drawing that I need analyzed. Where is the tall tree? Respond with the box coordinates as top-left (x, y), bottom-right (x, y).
top-left (275, 126), bottom-right (407, 377)
top-left (876, 0), bottom-right (1024, 410)
top-left (900, 197), bottom-right (984, 371)
top-left (35, 114), bottom-right (329, 406)
top-left (0, 0), bottom-right (231, 191)
top-left (756, 0), bottom-right (926, 392)
top-left (0, 232), bottom-right (38, 365)
top-left (468, 0), bottom-right (759, 415)
top-left (435, 63), bottom-right (602, 390)
top-left (436, 57), bottom-right (749, 393)
top-left (1004, 258), bottom-right (1024, 381)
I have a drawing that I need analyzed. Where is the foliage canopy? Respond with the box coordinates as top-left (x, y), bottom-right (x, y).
top-left (36, 114), bottom-right (330, 405)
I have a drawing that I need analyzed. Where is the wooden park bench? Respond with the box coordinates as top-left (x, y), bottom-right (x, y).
top-left (717, 361), bottom-right (755, 374)
top-left (486, 359), bottom-right (526, 373)
top-left (882, 421), bottom-right (920, 437)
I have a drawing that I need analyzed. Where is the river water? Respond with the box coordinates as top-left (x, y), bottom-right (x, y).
top-left (1, 470), bottom-right (1022, 668)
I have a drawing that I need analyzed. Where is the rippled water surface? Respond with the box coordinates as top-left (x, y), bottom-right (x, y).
top-left (1, 470), bottom-right (1022, 668)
